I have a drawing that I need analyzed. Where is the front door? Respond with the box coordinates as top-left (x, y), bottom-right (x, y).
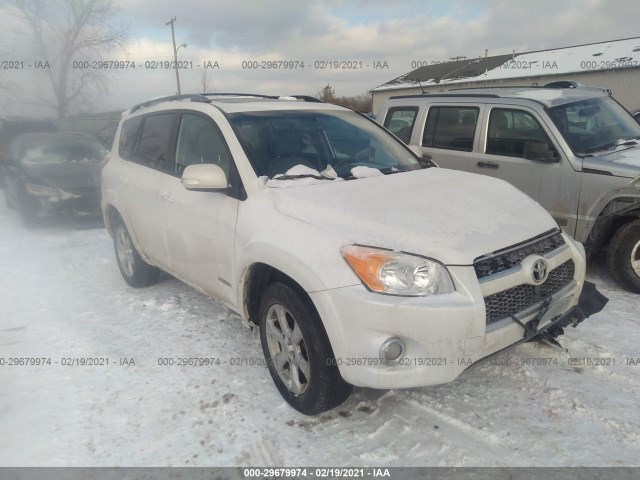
top-left (161, 112), bottom-right (239, 304)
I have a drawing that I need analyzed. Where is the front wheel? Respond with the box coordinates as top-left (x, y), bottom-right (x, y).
top-left (113, 219), bottom-right (160, 288)
top-left (259, 282), bottom-right (352, 415)
top-left (607, 220), bottom-right (640, 293)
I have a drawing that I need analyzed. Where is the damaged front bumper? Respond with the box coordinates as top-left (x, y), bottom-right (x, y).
top-left (470, 281), bottom-right (608, 368)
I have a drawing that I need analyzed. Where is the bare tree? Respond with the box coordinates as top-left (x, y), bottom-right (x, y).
top-left (317, 84), bottom-right (336, 102)
top-left (316, 84), bottom-right (372, 113)
top-left (198, 68), bottom-right (215, 94)
top-left (11, 0), bottom-right (127, 118)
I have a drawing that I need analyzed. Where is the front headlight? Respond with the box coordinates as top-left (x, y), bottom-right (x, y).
top-left (341, 245), bottom-right (455, 296)
top-left (25, 183), bottom-right (60, 198)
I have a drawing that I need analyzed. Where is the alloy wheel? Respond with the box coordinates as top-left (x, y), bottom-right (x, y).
top-left (265, 303), bottom-right (310, 395)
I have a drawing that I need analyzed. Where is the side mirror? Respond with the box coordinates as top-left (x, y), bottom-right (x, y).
top-left (523, 141), bottom-right (558, 162)
top-left (181, 163), bottom-right (228, 190)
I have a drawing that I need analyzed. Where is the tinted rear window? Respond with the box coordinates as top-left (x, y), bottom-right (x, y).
top-left (118, 116), bottom-right (143, 160)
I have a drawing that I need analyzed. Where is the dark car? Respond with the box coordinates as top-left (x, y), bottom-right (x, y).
top-left (0, 118), bottom-right (58, 181)
top-left (2, 133), bottom-right (107, 225)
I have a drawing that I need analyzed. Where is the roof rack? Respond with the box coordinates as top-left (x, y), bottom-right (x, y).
top-left (290, 95), bottom-right (324, 103)
top-left (202, 93), bottom-right (324, 102)
top-left (389, 93), bottom-right (500, 100)
top-left (129, 93), bottom-right (325, 114)
top-left (129, 94), bottom-right (211, 113)
top-left (202, 92), bottom-right (279, 99)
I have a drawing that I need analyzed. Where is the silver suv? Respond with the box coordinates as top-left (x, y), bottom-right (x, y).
top-left (377, 87), bottom-right (640, 293)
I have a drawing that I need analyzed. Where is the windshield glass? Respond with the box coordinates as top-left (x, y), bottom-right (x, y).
top-left (548, 96), bottom-right (640, 155)
top-left (21, 136), bottom-right (107, 164)
top-left (227, 110), bottom-right (422, 178)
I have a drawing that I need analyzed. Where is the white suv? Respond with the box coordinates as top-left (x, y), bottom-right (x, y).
top-left (102, 93), bottom-right (602, 415)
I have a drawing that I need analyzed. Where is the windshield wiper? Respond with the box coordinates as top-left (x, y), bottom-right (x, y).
top-left (581, 139), bottom-right (639, 155)
top-left (271, 174), bottom-right (335, 181)
top-left (378, 167), bottom-right (405, 175)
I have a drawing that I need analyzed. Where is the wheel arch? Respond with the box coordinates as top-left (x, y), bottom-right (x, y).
top-left (241, 262), bottom-right (318, 326)
top-left (102, 203), bottom-right (149, 264)
top-left (584, 195), bottom-right (640, 255)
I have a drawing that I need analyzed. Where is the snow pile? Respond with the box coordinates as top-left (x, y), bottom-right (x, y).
top-left (350, 166), bottom-right (384, 178)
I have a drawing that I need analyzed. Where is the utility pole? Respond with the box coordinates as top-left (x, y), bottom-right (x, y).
top-left (166, 17), bottom-right (181, 95)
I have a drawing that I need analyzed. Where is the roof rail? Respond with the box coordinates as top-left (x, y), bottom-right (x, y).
top-left (202, 92), bottom-right (278, 99)
top-left (290, 95), bottom-right (324, 103)
top-left (202, 93), bottom-right (324, 102)
top-left (388, 93), bottom-right (500, 100)
top-left (448, 85), bottom-right (611, 94)
top-left (447, 86), bottom-right (546, 91)
top-left (129, 94), bottom-right (211, 113)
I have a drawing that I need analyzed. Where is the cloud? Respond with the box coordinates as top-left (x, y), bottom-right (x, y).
top-left (2, 0), bottom-right (639, 115)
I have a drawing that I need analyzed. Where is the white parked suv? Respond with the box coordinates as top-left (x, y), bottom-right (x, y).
top-left (102, 93), bottom-right (605, 415)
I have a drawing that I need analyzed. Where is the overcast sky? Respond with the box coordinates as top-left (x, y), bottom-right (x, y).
top-left (0, 0), bottom-right (638, 116)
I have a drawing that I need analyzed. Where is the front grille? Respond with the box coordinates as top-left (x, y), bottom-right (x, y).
top-left (484, 260), bottom-right (575, 325)
top-left (474, 231), bottom-right (565, 279)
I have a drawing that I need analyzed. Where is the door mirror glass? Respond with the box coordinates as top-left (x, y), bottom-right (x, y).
top-left (181, 163), bottom-right (228, 190)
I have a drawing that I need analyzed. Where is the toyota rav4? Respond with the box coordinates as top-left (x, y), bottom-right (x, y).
top-left (102, 93), bottom-right (604, 415)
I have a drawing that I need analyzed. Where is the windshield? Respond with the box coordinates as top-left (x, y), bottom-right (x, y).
top-left (227, 110), bottom-right (422, 179)
top-left (548, 96), bottom-right (640, 155)
top-left (21, 136), bottom-right (107, 164)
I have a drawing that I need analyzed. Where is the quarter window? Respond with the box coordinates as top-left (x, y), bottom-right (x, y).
top-left (118, 116), bottom-right (142, 160)
top-left (383, 107), bottom-right (418, 143)
top-left (422, 106), bottom-right (478, 152)
top-left (174, 114), bottom-right (232, 177)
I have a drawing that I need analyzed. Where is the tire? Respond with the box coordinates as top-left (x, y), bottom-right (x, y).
top-left (258, 282), bottom-right (352, 415)
top-left (112, 218), bottom-right (160, 288)
top-left (607, 219), bottom-right (640, 293)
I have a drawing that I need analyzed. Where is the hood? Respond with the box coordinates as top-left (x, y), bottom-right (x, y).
top-left (270, 168), bottom-right (558, 265)
top-left (582, 144), bottom-right (640, 179)
top-left (21, 161), bottom-right (102, 191)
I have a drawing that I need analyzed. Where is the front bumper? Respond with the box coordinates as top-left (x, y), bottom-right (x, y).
top-left (310, 238), bottom-right (604, 389)
top-left (27, 184), bottom-right (101, 215)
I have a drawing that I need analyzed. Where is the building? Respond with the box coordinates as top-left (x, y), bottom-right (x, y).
top-left (371, 37), bottom-right (640, 113)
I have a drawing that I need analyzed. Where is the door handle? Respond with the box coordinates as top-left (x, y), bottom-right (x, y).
top-left (160, 192), bottom-right (174, 203)
top-left (477, 161), bottom-right (499, 169)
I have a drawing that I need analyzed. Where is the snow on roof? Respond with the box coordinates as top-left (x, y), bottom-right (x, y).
top-left (373, 37), bottom-right (640, 92)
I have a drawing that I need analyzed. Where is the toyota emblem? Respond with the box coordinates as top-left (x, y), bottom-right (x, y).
top-left (532, 259), bottom-right (549, 284)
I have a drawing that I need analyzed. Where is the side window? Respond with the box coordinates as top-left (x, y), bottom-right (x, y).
top-left (486, 108), bottom-right (556, 159)
top-left (383, 107), bottom-right (419, 143)
top-left (118, 116), bottom-right (142, 160)
top-left (422, 106), bottom-right (479, 152)
top-left (134, 113), bottom-right (177, 170)
top-left (174, 114), bottom-right (232, 177)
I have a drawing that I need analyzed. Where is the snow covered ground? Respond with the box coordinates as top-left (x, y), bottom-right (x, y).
top-left (0, 201), bottom-right (639, 467)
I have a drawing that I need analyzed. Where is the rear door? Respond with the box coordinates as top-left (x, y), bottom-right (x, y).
top-left (420, 104), bottom-right (484, 172)
top-left (160, 111), bottom-right (240, 304)
top-left (118, 112), bottom-right (178, 269)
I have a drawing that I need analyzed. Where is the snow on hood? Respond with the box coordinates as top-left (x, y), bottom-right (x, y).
top-left (271, 168), bottom-right (557, 265)
top-left (266, 164), bottom-right (343, 188)
top-left (351, 166), bottom-right (384, 178)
